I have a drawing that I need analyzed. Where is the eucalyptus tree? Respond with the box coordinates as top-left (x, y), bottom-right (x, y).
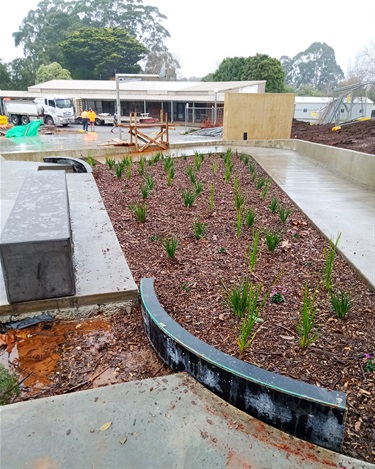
top-left (281, 42), bottom-right (344, 92)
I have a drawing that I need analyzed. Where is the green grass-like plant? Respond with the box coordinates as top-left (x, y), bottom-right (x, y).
top-left (256, 177), bottom-right (266, 190)
top-left (194, 152), bottom-right (203, 170)
top-left (162, 236), bottom-right (179, 258)
top-left (121, 156), bottom-right (132, 169)
top-left (140, 184), bottom-right (149, 199)
top-left (129, 202), bottom-right (147, 223)
top-left (264, 229), bottom-right (282, 252)
top-left (213, 160), bottom-right (218, 175)
top-left (114, 163), bottom-right (124, 179)
top-left (245, 208), bottom-right (255, 229)
top-left (105, 156), bottom-right (116, 169)
top-left (182, 189), bottom-right (196, 207)
top-left (234, 187), bottom-right (245, 212)
top-left (209, 184), bottom-right (215, 211)
top-left (260, 180), bottom-right (271, 200)
top-left (167, 166), bottom-right (175, 186)
top-left (278, 205), bottom-right (292, 223)
top-left (138, 156), bottom-right (146, 175)
top-left (296, 283), bottom-right (319, 349)
top-left (163, 156), bottom-right (174, 172)
top-left (0, 364), bottom-right (20, 405)
top-left (86, 152), bottom-right (97, 167)
top-left (236, 211), bottom-right (242, 238)
top-left (186, 165), bottom-right (196, 185)
top-left (330, 291), bottom-right (352, 318)
top-left (269, 197), bottom-right (278, 213)
top-left (249, 161), bottom-right (256, 173)
top-left (193, 220), bottom-right (207, 239)
top-left (223, 277), bottom-right (252, 318)
top-left (323, 232), bottom-right (342, 291)
top-left (194, 180), bottom-right (203, 195)
top-left (224, 164), bottom-right (233, 182)
top-left (247, 227), bottom-right (261, 273)
top-left (144, 173), bottom-right (155, 191)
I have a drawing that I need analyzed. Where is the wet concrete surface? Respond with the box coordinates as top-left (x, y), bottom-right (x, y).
top-left (1, 373), bottom-right (373, 469)
top-left (0, 123), bottom-right (219, 155)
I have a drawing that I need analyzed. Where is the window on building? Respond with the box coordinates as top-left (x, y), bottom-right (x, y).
top-left (303, 108), bottom-right (307, 112)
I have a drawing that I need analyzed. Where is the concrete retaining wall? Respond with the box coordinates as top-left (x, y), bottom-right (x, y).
top-left (140, 278), bottom-right (347, 452)
top-left (225, 139), bottom-right (375, 188)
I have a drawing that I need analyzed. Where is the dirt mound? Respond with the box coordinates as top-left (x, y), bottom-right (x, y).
top-left (291, 118), bottom-right (375, 154)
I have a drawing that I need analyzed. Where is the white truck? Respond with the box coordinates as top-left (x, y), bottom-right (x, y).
top-left (3, 96), bottom-right (75, 126)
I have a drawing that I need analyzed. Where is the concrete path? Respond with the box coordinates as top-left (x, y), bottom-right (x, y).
top-left (1, 373), bottom-right (373, 469)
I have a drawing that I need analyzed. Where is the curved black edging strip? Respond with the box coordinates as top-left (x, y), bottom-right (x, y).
top-left (140, 278), bottom-right (347, 452)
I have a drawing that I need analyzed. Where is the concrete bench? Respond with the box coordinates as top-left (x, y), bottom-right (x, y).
top-left (0, 171), bottom-right (75, 303)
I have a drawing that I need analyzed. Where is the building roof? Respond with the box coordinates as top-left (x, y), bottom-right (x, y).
top-left (23, 79), bottom-right (266, 102)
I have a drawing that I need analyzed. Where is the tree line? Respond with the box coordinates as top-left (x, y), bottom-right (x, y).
top-left (0, 0), bottom-right (374, 100)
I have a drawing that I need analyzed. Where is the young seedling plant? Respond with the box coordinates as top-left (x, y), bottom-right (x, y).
top-left (129, 202), bottom-right (147, 223)
top-left (323, 232), bottom-right (342, 291)
top-left (193, 220), bottom-right (207, 239)
top-left (247, 227), bottom-right (261, 273)
top-left (162, 236), bottom-right (179, 258)
top-left (296, 282), bottom-right (319, 349)
top-left (330, 291), bottom-right (352, 318)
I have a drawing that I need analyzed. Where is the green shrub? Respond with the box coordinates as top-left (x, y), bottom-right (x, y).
top-left (0, 364), bottom-right (20, 405)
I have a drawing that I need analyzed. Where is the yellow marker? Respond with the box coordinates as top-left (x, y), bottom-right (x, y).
top-left (332, 126), bottom-right (341, 131)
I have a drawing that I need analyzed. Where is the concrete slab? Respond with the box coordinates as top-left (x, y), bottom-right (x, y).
top-left (1, 373), bottom-right (373, 469)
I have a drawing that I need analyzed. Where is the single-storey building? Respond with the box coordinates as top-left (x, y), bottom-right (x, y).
top-left (0, 79), bottom-right (266, 126)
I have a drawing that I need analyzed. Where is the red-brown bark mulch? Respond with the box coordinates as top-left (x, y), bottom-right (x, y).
top-left (91, 149), bottom-right (374, 464)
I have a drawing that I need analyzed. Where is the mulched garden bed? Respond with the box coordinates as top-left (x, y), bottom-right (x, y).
top-left (92, 149), bottom-right (374, 464)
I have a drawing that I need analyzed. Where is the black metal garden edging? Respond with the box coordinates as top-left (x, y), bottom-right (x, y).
top-left (140, 278), bottom-right (347, 452)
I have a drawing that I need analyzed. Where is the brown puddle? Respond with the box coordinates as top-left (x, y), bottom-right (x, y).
top-left (0, 318), bottom-right (111, 390)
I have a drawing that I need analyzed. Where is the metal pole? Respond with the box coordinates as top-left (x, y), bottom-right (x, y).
top-left (214, 88), bottom-right (218, 126)
top-left (115, 75), bottom-right (122, 140)
top-left (185, 103), bottom-right (189, 133)
top-left (115, 73), bottom-right (160, 140)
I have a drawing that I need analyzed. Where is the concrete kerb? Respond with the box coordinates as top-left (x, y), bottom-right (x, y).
top-left (140, 278), bottom-right (347, 453)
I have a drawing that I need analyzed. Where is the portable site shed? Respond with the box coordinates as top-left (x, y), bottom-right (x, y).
top-left (294, 96), bottom-right (374, 123)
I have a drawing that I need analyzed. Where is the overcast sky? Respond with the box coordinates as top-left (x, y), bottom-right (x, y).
top-left (1, 0), bottom-right (374, 79)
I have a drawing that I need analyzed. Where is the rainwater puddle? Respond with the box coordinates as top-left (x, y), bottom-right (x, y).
top-left (0, 317), bottom-right (112, 391)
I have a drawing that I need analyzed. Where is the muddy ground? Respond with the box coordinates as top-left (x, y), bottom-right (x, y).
top-left (290, 118), bottom-right (375, 154)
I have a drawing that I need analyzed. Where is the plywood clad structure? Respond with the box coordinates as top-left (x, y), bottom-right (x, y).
top-left (222, 93), bottom-right (295, 141)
